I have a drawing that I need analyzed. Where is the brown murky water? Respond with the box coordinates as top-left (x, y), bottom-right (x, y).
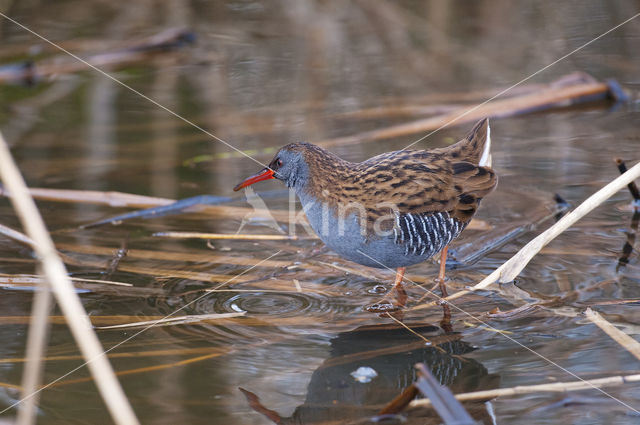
top-left (0, 1), bottom-right (639, 424)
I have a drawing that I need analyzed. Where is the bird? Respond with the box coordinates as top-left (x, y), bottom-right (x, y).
top-left (234, 118), bottom-right (497, 302)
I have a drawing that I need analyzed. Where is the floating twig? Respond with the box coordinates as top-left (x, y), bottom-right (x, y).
top-left (409, 373), bottom-right (640, 409)
top-left (94, 312), bottom-right (245, 330)
top-left (584, 308), bottom-right (640, 361)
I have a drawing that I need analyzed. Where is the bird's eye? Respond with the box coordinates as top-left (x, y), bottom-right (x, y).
top-left (277, 159), bottom-right (283, 167)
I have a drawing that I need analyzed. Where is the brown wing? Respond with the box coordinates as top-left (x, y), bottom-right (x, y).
top-left (301, 118), bottom-right (496, 232)
top-left (349, 119), bottom-right (496, 228)
top-left (353, 155), bottom-right (495, 221)
top-left (349, 151), bottom-right (456, 224)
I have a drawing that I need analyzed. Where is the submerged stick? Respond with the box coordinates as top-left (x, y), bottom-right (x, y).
top-left (616, 158), bottom-right (640, 202)
top-left (409, 373), bottom-right (640, 409)
top-left (153, 231), bottom-right (312, 240)
top-left (585, 308), bottom-right (640, 361)
top-left (0, 130), bottom-right (139, 425)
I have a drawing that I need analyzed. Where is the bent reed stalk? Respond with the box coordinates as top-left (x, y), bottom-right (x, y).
top-left (0, 130), bottom-right (140, 425)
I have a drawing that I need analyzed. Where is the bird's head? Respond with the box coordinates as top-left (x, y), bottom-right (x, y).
top-left (233, 143), bottom-right (311, 191)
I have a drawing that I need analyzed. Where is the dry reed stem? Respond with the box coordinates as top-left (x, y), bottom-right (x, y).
top-left (317, 78), bottom-right (610, 148)
top-left (94, 312), bottom-right (245, 330)
top-left (409, 373), bottom-right (640, 409)
top-left (491, 161), bottom-right (640, 284)
top-left (585, 308), bottom-right (640, 361)
top-left (16, 266), bottom-right (53, 425)
top-left (0, 274), bottom-right (132, 287)
top-left (0, 130), bottom-right (140, 425)
top-left (0, 223), bottom-right (35, 246)
top-left (413, 161), bottom-right (640, 310)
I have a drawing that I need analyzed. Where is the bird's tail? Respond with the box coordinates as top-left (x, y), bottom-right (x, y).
top-left (478, 120), bottom-right (492, 167)
top-left (444, 118), bottom-right (492, 166)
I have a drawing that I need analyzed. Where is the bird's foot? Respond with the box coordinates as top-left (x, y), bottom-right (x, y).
top-left (365, 282), bottom-right (407, 314)
top-left (364, 301), bottom-right (400, 314)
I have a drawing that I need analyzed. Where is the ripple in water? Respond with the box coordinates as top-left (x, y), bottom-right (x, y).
top-left (194, 291), bottom-right (333, 318)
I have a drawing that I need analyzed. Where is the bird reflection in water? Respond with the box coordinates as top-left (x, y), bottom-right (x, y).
top-left (242, 322), bottom-right (499, 424)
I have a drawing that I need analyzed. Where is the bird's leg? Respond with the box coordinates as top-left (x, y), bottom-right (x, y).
top-left (437, 246), bottom-right (453, 332)
top-left (440, 303), bottom-right (453, 333)
top-left (437, 245), bottom-right (449, 298)
top-left (393, 267), bottom-right (407, 308)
